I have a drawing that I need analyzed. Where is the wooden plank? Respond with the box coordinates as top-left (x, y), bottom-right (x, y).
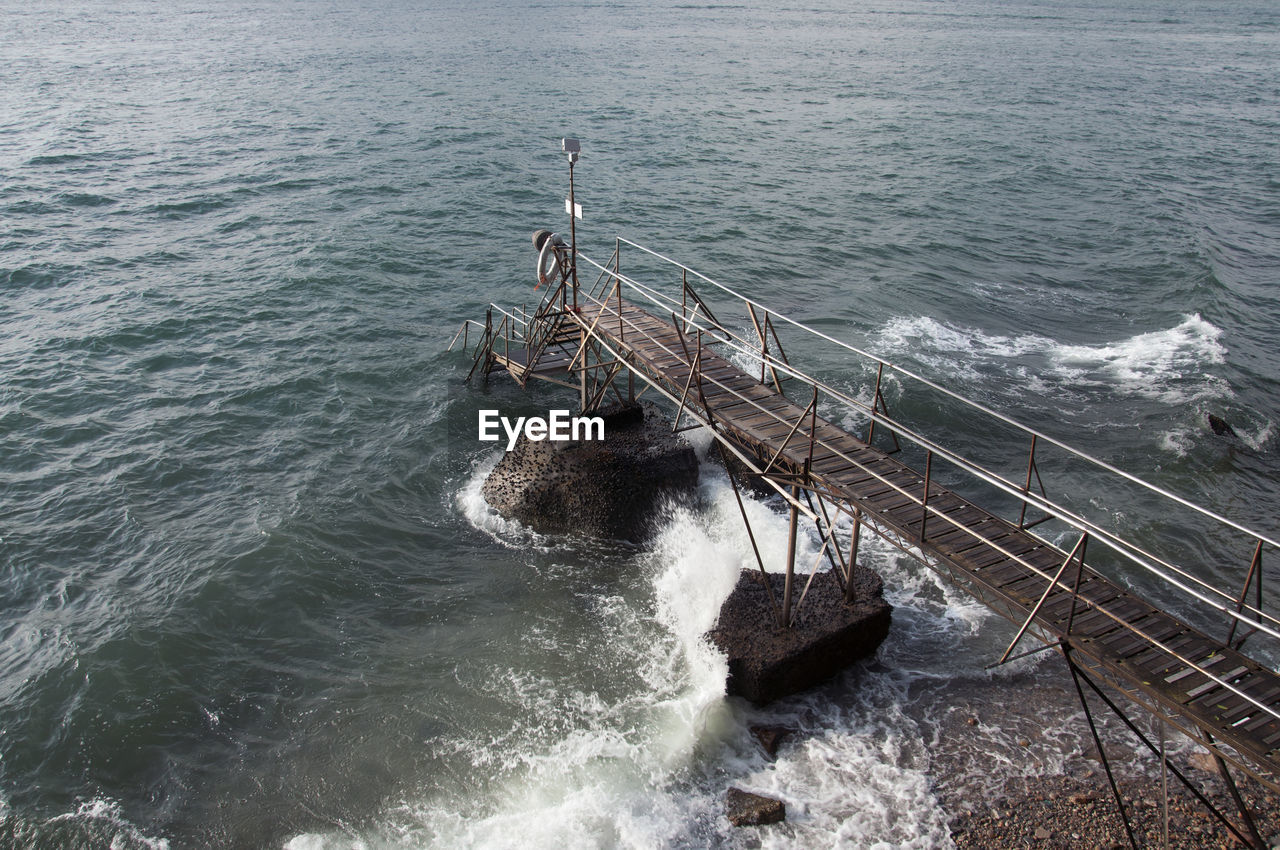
top-left (811, 455), bottom-right (864, 475)
top-left (1190, 669), bottom-right (1253, 710)
top-left (928, 526), bottom-right (987, 552)
top-left (997, 571), bottom-right (1055, 599)
top-left (1223, 686), bottom-right (1280, 726)
top-left (1128, 633), bottom-right (1207, 677)
top-left (1102, 620), bottom-right (1186, 659)
top-left (1074, 580), bottom-right (1124, 609)
top-left (989, 566), bottom-right (1047, 596)
top-left (965, 541), bottom-right (1029, 570)
top-left (878, 491), bottom-right (924, 514)
top-left (1065, 606), bottom-right (1125, 638)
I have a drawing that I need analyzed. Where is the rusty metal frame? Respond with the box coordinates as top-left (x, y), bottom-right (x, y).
top-left (460, 236), bottom-right (1280, 810)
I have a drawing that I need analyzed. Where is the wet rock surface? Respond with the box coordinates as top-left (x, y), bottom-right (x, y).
top-left (726, 787), bottom-right (787, 827)
top-left (708, 565), bottom-right (891, 704)
top-left (481, 401), bottom-right (698, 542)
top-left (750, 725), bottom-right (793, 758)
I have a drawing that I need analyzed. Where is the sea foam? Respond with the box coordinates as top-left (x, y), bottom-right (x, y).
top-left (876, 313), bottom-right (1229, 405)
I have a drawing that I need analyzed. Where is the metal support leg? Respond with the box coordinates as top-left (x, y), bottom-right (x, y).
top-left (1074, 664), bottom-right (1256, 847)
top-left (716, 441), bottom-right (784, 628)
top-left (1203, 732), bottom-right (1266, 848)
top-left (1066, 650), bottom-right (1139, 850)
top-left (803, 486), bottom-right (847, 594)
top-left (783, 478), bottom-right (800, 628)
top-left (845, 507), bottom-right (863, 604)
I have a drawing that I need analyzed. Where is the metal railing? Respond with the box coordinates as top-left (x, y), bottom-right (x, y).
top-left (573, 238), bottom-right (1278, 654)
top-left (453, 234), bottom-right (1280, 816)
top-left (452, 236), bottom-right (1280, 756)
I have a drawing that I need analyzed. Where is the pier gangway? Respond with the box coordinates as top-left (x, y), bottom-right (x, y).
top-left (451, 234), bottom-right (1280, 847)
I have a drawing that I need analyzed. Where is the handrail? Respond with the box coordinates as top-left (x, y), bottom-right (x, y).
top-left (565, 274), bottom-right (1280, 726)
top-left (574, 247), bottom-right (1280, 644)
top-left (462, 237), bottom-right (1280, 786)
top-left (565, 256), bottom-right (1280, 732)
top-left (614, 238), bottom-right (1280, 553)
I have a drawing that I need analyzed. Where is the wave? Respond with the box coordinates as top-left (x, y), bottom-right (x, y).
top-left (286, 463), bottom-right (1092, 848)
top-left (875, 313), bottom-right (1230, 406)
top-left (0, 798), bottom-right (168, 850)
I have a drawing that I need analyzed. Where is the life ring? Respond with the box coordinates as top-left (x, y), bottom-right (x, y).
top-left (536, 234), bottom-right (563, 289)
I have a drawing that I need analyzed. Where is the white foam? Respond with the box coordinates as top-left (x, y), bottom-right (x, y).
top-left (876, 313), bottom-right (1230, 406)
top-left (295, 465), bottom-right (1057, 848)
top-left (1159, 425), bottom-right (1198, 457)
top-left (1053, 314), bottom-right (1227, 404)
top-left (454, 450), bottom-right (552, 550)
top-left (44, 798), bottom-right (170, 850)
top-left (284, 836), bottom-right (369, 850)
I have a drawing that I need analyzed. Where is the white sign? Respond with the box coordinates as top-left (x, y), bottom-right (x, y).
top-left (565, 198), bottom-right (583, 219)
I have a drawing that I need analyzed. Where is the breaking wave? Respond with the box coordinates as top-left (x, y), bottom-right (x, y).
top-left (875, 313), bottom-right (1229, 406)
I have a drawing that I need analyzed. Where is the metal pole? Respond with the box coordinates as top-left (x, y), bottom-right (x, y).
top-left (1161, 716), bottom-right (1169, 850)
top-left (920, 451), bottom-right (933, 542)
top-left (569, 158), bottom-right (578, 313)
top-left (1064, 533), bottom-right (1089, 636)
top-left (868, 363), bottom-right (884, 446)
top-left (845, 507), bottom-right (862, 604)
top-left (1227, 540), bottom-right (1263, 648)
top-left (1066, 652), bottom-right (1139, 850)
top-left (1076, 668), bottom-right (1256, 847)
top-left (579, 341), bottom-right (588, 412)
top-left (1019, 434), bottom-right (1038, 529)
top-left (716, 442), bottom-right (784, 628)
top-left (783, 477), bottom-right (800, 628)
top-left (1202, 734), bottom-right (1266, 848)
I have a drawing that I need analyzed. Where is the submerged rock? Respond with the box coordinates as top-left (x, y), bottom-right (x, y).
top-left (750, 725), bottom-right (793, 758)
top-left (1208, 413), bottom-right (1237, 438)
top-left (708, 565), bottom-right (891, 705)
top-left (726, 787), bottom-right (786, 827)
top-left (481, 401), bottom-right (698, 541)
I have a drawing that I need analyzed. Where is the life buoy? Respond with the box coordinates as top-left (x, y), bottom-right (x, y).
top-left (536, 234), bottom-right (563, 289)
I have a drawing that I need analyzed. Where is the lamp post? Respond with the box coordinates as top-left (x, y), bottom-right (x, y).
top-left (562, 138), bottom-right (580, 311)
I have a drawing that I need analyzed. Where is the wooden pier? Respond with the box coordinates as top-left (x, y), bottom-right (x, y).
top-left (454, 234), bottom-right (1280, 847)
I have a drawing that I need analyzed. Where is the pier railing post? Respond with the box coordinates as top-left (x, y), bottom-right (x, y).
top-left (920, 451), bottom-right (933, 542)
top-left (867, 363), bottom-right (900, 452)
top-left (1227, 540), bottom-right (1264, 650)
top-left (1063, 532), bottom-right (1090, 637)
top-left (1017, 435), bottom-right (1050, 530)
top-left (845, 507), bottom-right (863, 604)
top-left (783, 471), bottom-right (802, 629)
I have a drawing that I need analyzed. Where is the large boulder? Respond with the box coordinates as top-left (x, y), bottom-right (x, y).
top-left (481, 401), bottom-right (698, 541)
top-left (708, 565), bottom-right (891, 704)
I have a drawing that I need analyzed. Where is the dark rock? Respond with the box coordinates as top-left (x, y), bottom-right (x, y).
top-left (708, 566), bottom-right (891, 705)
top-left (749, 725), bottom-right (792, 757)
top-left (726, 787), bottom-right (786, 827)
top-left (1209, 414), bottom-right (1237, 437)
top-left (481, 401), bottom-right (698, 541)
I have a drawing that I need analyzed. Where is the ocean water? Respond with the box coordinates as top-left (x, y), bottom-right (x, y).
top-left (2, 0), bottom-right (1278, 846)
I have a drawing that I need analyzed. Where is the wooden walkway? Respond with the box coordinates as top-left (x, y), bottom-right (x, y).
top-left (487, 295), bottom-right (1280, 791)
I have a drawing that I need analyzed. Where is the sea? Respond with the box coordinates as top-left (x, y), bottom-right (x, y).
top-left (2, 0), bottom-right (1278, 847)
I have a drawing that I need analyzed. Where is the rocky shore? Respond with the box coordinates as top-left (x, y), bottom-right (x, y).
top-left (948, 768), bottom-right (1280, 849)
